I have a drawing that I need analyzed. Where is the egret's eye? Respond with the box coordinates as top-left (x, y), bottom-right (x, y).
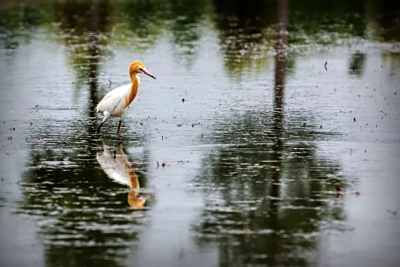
top-left (138, 67), bottom-right (143, 72)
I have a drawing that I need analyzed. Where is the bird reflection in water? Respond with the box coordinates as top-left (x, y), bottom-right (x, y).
top-left (96, 144), bottom-right (151, 208)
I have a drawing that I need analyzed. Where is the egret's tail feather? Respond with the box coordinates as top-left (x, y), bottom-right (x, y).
top-left (96, 103), bottom-right (101, 113)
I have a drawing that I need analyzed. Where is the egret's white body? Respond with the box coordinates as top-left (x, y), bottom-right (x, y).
top-left (96, 61), bottom-right (155, 137)
top-left (96, 78), bottom-right (140, 118)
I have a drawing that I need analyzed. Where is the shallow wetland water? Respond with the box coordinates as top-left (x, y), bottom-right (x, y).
top-left (0, 0), bottom-right (400, 266)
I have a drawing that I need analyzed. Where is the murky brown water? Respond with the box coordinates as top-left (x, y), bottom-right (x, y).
top-left (1, 0), bottom-right (400, 266)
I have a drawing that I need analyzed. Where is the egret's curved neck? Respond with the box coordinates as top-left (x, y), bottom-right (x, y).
top-left (127, 74), bottom-right (140, 106)
top-left (130, 73), bottom-right (139, 83)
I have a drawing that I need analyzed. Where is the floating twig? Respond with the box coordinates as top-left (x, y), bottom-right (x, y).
top-left (108, 76), bottom-right (113, 88)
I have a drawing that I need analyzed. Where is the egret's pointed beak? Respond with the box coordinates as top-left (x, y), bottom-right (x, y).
top-left (141, 69), bottom-right (156, 79)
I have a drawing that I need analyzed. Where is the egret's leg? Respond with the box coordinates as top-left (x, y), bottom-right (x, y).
top-left (97, 111), bottom-right (111, 133)
top-left (117, 119), bottom-right (123, 138)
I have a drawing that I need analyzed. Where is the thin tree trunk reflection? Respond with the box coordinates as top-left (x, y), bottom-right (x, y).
top-left (89, 0), bottom-right (100, 133)
top-left (270, 0), bottom-right (289, 207)
top-left (269, 1), bottom-right (289, 263)
top-left (273, 0), bottom-right (289, 143)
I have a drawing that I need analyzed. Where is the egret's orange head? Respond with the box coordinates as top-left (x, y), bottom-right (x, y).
top-left (129, 61), bottom-right (156, 79)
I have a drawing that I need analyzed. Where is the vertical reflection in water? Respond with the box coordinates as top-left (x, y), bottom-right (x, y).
top-left (193, 0), bottom-right (348, 265)
top-left (372, 0), bottom-right (400, 42)
top-left (96, 143), bottom-right (152, 208)
top-left (19, 143), bottom-right (150, 266)
top-left (271, 0), bottom-right (289, 202)
top-left (88, 0), bottom-right (100, 133)
top-left (53, 0), bottom-right (113, 136)
top-left (212, 0), bottom-right (276, 78)
top-left (348, 52), bottom-right (366, 77)
top-left (53, 0), bottom-right (111, 113)
top-left (169, 0), bottom-right (206, 67)
top-left (269, 0), bottom-right (289, 265)
top-left (20, 152), bottom-right (147, 267)
top-left (273, 0), bottom-right (289, 131)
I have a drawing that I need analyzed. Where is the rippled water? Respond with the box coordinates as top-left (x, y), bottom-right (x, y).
top-left (1, 0), bottom-right (400, 266)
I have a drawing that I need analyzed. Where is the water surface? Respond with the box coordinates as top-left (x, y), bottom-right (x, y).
top-left (0, 0), bottom-right (400, 266)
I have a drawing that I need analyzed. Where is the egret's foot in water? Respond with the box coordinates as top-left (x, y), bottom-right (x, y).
top-left (117, 120), bottom-right (122, 138)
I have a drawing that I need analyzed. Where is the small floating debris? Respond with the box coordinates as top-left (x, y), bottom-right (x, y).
top-left (323, 187), bottom-right (360, 197)
top-left (108, 76), bottom-right (113, 88)
top-left (157, 161), bottom-right (171, 168)
top-left (387, 209), bottom-right (398, 216)
top-left (336, 187), bottom-right (344, 194)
